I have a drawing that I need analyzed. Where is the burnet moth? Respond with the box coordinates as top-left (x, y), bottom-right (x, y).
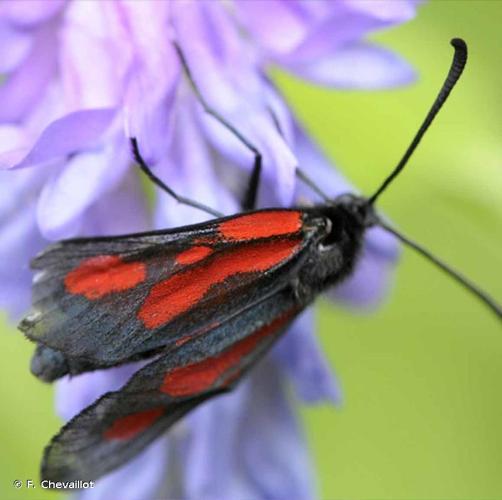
top-left (20, 38), bottom-right (501, 484)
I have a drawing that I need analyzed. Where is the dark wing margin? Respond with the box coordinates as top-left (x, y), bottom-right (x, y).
top-left (42, 290), bottom-right (299, 483)
top-left (21, 210), bottom-right (328, 379)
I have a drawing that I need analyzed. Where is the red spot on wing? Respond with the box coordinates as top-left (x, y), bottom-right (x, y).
top-left (104, 407), bottom-right (164, 440)
top-left (219, 211), bottom-right (302, 241)
top-left (161, 310), bottom-right (296, 397)
top-left (175, 246), bottom-right (213, 265)
top-left (138, 239), bottom-right (301, 329)
top-left (65, 255), bottom-right (146, 300)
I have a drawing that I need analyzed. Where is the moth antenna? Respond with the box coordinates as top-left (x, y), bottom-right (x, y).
top-left (368, 38), bottom-right (468, 205)
top-left (377, 219), bottom-right (502, 320)
top-left (172, 41), bottom-right (263, 211)
top-left (130, 138), bottom-right (223, 218)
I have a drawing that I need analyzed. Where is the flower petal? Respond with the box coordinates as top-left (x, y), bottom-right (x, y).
top-left (182, 387), bottom-right (253, 500)
top-left (56, 364), bottom-right (139, 422)
top-left (57, 364), bottom-right (168, 500)
top-left (198, 106), bottom-right (298, 207)
top-left (234, 0), bottom-right (312, 55)
top-left (60, 2), bottom-right (134, 110)
top-left (0, 195), bottom-right (44, 318)
top-left (116, 1), bottom-right (181, 160)
top-left (183, 361), bottom-right (316, 499)
top-left (78, 439), bottom-right (168, 500)
top-left (0, 21), bottom-right (33, 73)
top-left (0, 23), bottom-right (58, 123)
top-left (2, 108), bottom-right (116, 170)
top-left (0, 166), bottom-right (48, 318)
top-left (329, 228), bottom-right (399, 308)
top-left (0, 125), bottom-right (31, 172)
top-left (293, 122), bottom-right (351, 203)
top-left (172, 2), bottom-right (297, 206)
top-left (242, 362), bottom-right (316, 500)
top-left (237, 0), bottom-right (419, 67)
top-left (0, 0), bottom-right (66, 28)
top-left (346, 0), bottom-right (420, 22)
top-left (154, 98), bottom-right (239, 228)
top-left (78, 171), bottom-right (150, 237)
top-left (272, 309), bottom-right (341, 404)
top-left (36, 136), bottom-right (129, 240)
top-left (286, 42), bottom-right (416, 89)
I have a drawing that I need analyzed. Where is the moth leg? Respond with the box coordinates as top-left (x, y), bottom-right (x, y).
top-left (173, 42), bottom-right (262, 211)
top-left (290, 276), bottom-right (311, 304)
top-left (130, 138), bottom-right (223, 218)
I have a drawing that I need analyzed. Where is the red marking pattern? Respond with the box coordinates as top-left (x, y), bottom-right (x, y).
top-left (138, 239), bottom-right (301, 329)
top-left (65, 255), bottom-right (146, 300)
top-left (104, 407), bottom-right (164, 440)
top-left (161, 310), bottom-right (295, 397)
top-left (175, 246), bottom-right (213, 265)
top-left (219, 211), bottom-right (302, 241)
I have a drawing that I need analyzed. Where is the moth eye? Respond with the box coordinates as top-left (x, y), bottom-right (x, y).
top-left (324, 217), bottom-right (333, 236)
top-left (318, 217), bottom-right (343, 249)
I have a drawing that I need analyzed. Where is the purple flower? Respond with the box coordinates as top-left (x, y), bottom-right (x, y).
top-left (0, 1), bottom-right (418, 498)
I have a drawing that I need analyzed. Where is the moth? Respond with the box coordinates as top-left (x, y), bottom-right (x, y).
top-left (20, 38), bottom-right (501, 484)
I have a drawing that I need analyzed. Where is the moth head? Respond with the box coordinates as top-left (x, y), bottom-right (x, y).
top-left (304, 39), bottom-right (500, 319)
top-left (314, 194), bottom-right (373, 251)
top-left (331, 193), bottom-right (377, 229)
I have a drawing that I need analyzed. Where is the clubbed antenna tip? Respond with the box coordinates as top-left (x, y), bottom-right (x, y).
top-left (368, 38), bottom-right (468, 205)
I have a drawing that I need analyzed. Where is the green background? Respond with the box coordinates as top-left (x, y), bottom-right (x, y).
top-left (1, 2), bottom-right (501, 499)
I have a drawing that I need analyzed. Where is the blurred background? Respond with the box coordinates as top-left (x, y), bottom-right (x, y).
top-left (1, 2), bottom-right (501, 499)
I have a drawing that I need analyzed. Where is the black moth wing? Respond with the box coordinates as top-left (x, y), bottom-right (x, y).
top-left (21, 209), bottom-right (328, 375)
top-left (42, 289), bottom-right (299, 483)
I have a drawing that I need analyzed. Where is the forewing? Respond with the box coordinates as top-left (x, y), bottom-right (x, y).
top-left (21, 210), bottom-right (327, 374)
top-left (42, 290), bottom-right (299, 483)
